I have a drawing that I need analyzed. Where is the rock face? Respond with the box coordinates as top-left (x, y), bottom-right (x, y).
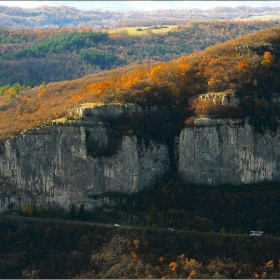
top-left (1, 101), bottom-right (280, 213)
top-left (188, 91), bottom-right (239, 117)
top-left (189, 91), bottom-right (239, 108)
top-left (178, 118), bottom-right (280, 185)
top-left (0, 104), bottom-right (169, 212)
top-left (70, 102), bottom-right (157, 119)
top-left (235, 44), bottom-right (280, 54)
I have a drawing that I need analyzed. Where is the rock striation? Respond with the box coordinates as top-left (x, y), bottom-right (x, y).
top-left (0, 103), bottom-right (169, 212)
top-left (178, 118), bottom-right (280, 185)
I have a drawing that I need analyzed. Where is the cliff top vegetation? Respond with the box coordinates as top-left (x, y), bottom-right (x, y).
top-left (1, 25), bottom-right (280, 140)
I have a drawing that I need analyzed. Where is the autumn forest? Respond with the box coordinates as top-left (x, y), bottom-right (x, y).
top-left (0, 21), bottom-right (280, 140)
top-left (2, 4), bottom-right (280, 278)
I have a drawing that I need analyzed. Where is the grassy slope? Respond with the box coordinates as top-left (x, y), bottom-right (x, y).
top-left (240, 15), bottom-right (280, 21)
top-left (108, 25), bottom-right (177, 35)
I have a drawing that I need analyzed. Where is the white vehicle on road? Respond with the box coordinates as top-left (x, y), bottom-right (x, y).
top-left (114, 223), bottom-right (121, 227)
top-left (250, 231), bottom-right (264, 237)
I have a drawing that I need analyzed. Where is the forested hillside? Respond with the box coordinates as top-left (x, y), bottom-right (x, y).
top-left (0, 20), bottom-right (278, 86)
top-left (1, 12), bottom-right (280, 279)
top-left (1, 25), bottom-right (280, 140)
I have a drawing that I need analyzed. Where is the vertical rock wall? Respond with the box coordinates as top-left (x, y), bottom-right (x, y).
top-left (178, 119), bottom-right (280, 185)
top-left (1, 101), bottom-right (280, 213)
top-left (0, 120), bottom-right (169, 211)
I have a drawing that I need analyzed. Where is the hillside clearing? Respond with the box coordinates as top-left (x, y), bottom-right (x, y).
top-left (108, 25), bottom-right (177, 35)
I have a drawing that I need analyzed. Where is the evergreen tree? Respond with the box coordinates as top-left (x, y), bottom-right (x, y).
top-left (78, 204), bottom-right (86, 221)
top-left (69, 204), bottom-right (76, 220)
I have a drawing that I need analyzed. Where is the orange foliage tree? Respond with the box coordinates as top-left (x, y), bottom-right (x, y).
top-left (131, 252), bottom-right (137, 262)
top-left (237, 59), bottom-right (250, 71)
top-left (261, 51), bottom-right (275, 68)
top-left (150, 59), bottom-right (192, 95)
top-left (169, 261), bottom-right (178, 273)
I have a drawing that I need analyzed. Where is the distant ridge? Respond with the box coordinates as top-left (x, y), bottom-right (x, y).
top-left (1, 5), bottom-right (280, 28)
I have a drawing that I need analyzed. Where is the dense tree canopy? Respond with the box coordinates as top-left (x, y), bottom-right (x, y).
top-left (0, 20), bottom-right (278, 86)
top-left (0, 24), bottom-right (280, 140)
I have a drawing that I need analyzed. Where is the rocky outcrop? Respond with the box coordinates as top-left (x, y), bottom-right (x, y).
top-left (178, 118), bottom-right (280, 185)
top-left (188, 91), bottom-right (239, 117)
top-left (235, 44), bottom-right (280, 54)
top-left (70, 102), bottom-right (157, 120)
top-left (189, 91), bottom-right (239, 107)
top-left (0, 104), bottom-right (169, 212)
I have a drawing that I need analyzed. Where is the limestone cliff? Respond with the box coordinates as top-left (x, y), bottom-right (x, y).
top-left (0, 104), bottom-right (169, 211)
top-left (1, 99), bottom-right (280, 213)
top-left (178, 118), bottom-right (280, 185)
